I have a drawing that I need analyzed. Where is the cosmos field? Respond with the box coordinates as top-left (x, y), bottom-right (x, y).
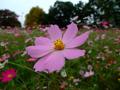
top-left (0, 25), bottom-right (120, 90)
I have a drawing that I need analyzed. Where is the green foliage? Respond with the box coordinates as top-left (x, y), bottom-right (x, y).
top-left (0, 9), bottom-right (21, 28)
top-left (74, 1), bottom-right (84, 22)
top-left (24, 6), bottom-right (46, 27)
top-left (48, 1), bottom-right (75, 27)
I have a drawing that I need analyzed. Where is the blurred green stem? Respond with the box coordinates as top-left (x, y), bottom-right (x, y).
top-left (8, 61), bottom-right (34, 72)
top-left (8, 61), bottom-right (48, 79)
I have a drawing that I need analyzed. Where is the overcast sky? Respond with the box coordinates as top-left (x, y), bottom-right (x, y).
top-left (0, 0), bottom-right (88, 25)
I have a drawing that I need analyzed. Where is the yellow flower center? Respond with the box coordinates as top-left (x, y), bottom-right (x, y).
top-left (54, 39), bottom-right (64, 50)
top-left (8, 74), bottom-right (13, 78)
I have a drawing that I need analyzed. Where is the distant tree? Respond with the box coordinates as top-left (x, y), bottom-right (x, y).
top-left (48, 1), bottom-right (75, 27)
top-left (0, 9), bottom-right (21, 28)
top-left (42, 13), bottom-right (50, 25)
top-left (74, 1), bottom-right (84, 22)
top-left (99, 0), bottom-right (120, 27)
top-left (82, 0), bottom-right (99, 25)
top-left (25, 6), bottom-right (46, 27)
top-left (74, 1), bottom-right (96, 25)
top-left (87, 0), bottom-right (120, 27)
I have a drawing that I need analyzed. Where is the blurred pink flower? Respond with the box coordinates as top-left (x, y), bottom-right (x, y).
top-left (83, 70), bottom-right (94, 78)
top-left (14, 33), bottom-right (21, 37)
top-left (0, 58), bottom-right (4, 62)
top-left (101, 21), bottom-right (109, 27)
top-left (0, 68), bottom-right (16, 83)
top-left (13, 50), bottom-right (23, 57)
top-left (0, 54), bottom-right (10, 62)
top-left (114, 36), bottom-right (120, 44)
top-left (26, 22), bottom-right (90, 73)
top-left (83, 25), bottom-right (91, 30)
top-left (27, 58), bottom-right (36, 62)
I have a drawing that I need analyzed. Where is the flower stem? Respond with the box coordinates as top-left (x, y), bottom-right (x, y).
top-left (8, 61), bottom-right (34, 72)
top-left (8, 61), bottom-right (48, 79)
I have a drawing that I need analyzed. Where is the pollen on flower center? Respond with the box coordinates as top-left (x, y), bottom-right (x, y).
top-left (8, 74), bottom-right (13, 78)
top-left (54, 39), bottom-right (64, 50)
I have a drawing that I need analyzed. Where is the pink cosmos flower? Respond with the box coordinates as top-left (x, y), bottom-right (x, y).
top-left (0, 54), bottom-right (10, 62)
top-left (101, 21), bottom-right (109, 27)
top-left (0, 58), bottom-right (4, 62)
top-left (26, 22), bottom-right (90, 73)
top-left (1, 54), bottom-right (10, 61)
top-left (27, 58), bottom-right (36, 62)
top-left (83, 70), bottom-right (94, 78)
top-left (14, 33), bottom-right (21, 37)
top-left (0, 68), bottom-right (16, 83)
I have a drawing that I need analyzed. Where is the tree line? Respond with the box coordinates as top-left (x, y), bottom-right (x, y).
top-left (0, 0), bottom-right (120, 28)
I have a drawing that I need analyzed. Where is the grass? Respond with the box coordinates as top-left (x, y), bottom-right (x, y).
top-left (0, 29), bottom-right (120, 90)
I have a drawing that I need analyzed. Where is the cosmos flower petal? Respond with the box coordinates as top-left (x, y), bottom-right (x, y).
top-left (35, 37), bottom-right (52, 45)
top-left (62, 49), bottom-right (85, 59)
top-left (34, 51), bottom-right (65, 73)
top-left (33, 56), bottom-right (49, 72)
top-left (1, 79), bottom-right (8, 83)
top-left (66, 31), bottom-right (90, 48)
top-left (62, 22), bottom-right (78, 44)
top-left (48, 25), bottom-right (62, 41)
top-left (26, 46), bottom-right (53, 58)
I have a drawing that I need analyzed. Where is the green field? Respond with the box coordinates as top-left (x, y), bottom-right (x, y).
top-left (0, 29), bottom-right (120, 90)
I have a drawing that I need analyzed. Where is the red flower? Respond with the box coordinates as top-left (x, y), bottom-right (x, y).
top-left (0, 68), bottom-right (16, 83)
